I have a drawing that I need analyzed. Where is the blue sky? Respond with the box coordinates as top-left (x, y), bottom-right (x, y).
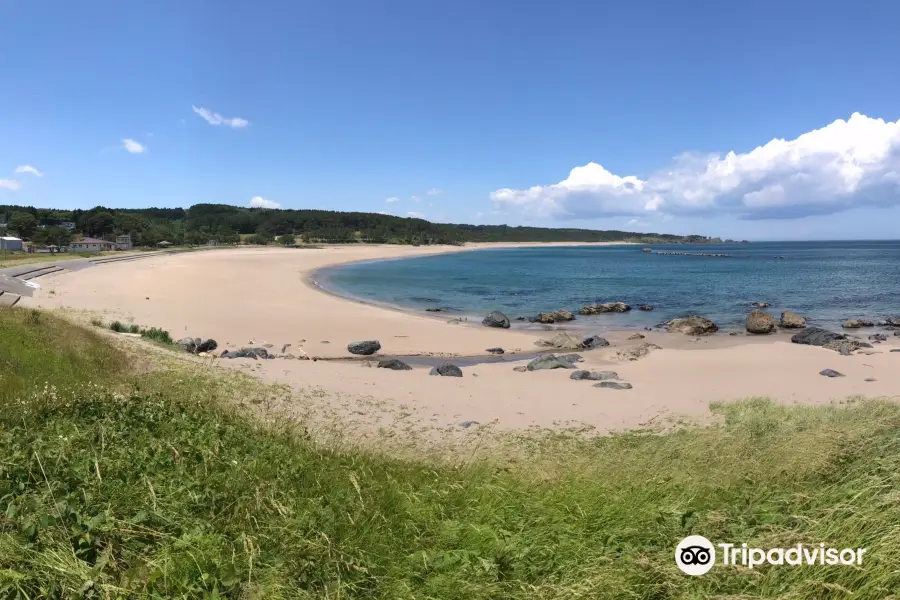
top-left (2, 0), bottom-right (899, 240)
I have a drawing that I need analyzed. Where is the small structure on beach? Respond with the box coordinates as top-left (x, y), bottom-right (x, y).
top-left (206, 239), bottom-right (218, 246)
top-left (70, 237), bottom-right (116, 252)
top-left (116, 234), bottom-right (133, 250)
top-left (0, 236), bottom-right (23, 252)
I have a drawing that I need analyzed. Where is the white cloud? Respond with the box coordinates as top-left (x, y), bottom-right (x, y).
top-left (121, 138), bottom-right (146, 154)
top-left (0, 179), bottom-right (22, 191)
top-left (407, 211), bottom-right (424, 218)
top-left (192, 105), bottom-right (249, 129)
top-left (492, 113), bottom-right (900, 220)
top-left (250, 196), bottom-right (281, 209)
top-left (385, 196), bottom-right (400, 203)
top-left (14, 165), bottom-right (43, 177)
top-left (427, 188), bottom-right (441, 196)
top-left (377, 211), bottom-right (392, 215)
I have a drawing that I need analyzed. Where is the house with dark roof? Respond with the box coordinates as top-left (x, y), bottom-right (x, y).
top-left (70, 237), bottom-right (116, 252)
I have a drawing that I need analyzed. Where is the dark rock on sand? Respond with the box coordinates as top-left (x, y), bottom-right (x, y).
top-left (823, 340), bottom-right (858, 356)
top-left (865, 378), bottom-right (877, 382)
top-left (486, 347), bottom-right (505, 355)
top-left (378, 358), bottom-right (412, 371)
top-left (594, 381), bottom-right (633, 390)
top-left (196, 339), bottom-right (218, 353)
top-left (570, 370), bottom-right (619, 381)
top-left (348, 340), bottom-right (381, 355)
top-left (843, 319), bottom-right (874, 329)
top-left (535, 309), bottom-right (575, 324)
top-left (430, 363), bottom-right (463, 377)
top-left (425, 307), bottom-right (442, 312)
top-left (746, 310), bottom-right (777, 334)
top-left (666, 316), bottom-right (719, 336)
top-left (526, 354), bottom-right (577, 371)
top-left (891, 348), bottom-right (900, 352)
top-left (581, 335), bottom-right (610, 349)
top-left (791, 327), bottom-right (845, 347)
top-left (819, 369), bottom-right (844, 378)
top-left (535, 332), bottom-right (585, 350)
top-left (482, 311), bottom-right (511, 328)
top-left (221, 347), bottom-right (271, 360)
top-left (579, 301), bottom-right (631, 315)
top-left (869, 333), bottom-right (888, 342)
top-left (459, 420), bottom-right (480, 429)
top-left (779, 311), bottom-right (807, 329)
top-left (627, 333), bottom-right (646, 340)
top-left (639, 304), bottom-right (654, 311)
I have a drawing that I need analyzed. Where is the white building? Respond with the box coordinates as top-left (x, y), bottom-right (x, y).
top-left (116, 234), bottom-right (133, 250)
top-left (70, 237), bottom-right (116, 252)
top-left (0, 236), bottom-right (23, 252)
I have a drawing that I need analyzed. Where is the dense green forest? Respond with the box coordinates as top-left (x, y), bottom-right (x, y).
top-left (0, 203), bottom-right (733, 247)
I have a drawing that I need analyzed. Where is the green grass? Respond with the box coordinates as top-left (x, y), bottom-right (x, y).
top-left (92, 318), bottom-right (174, 346)
top-left (1, 308), bottom-right (900, 598)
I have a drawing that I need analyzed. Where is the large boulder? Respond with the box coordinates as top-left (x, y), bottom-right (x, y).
top-left (746, 310), bottom-right (776, 334)
top-left (843, 319), bottom-right (874, 329)
top-left (430, 362), bottom-right (463, 377)
top-left (579, 302), bottom-right (631, 315)
top-left (535, 309), bottom-right (575, 324)
top-left (615, 342), bottom-right (661, 361)
top-left (666, 316), bottom-right (718, 336)
top-left (220, 347), bottom-right (270, 360)
top-left (176, 337), bottom-right (197, 353)
top-left (570, 370), bottom-right (619, 381)
top-left (791, 327), bottom-right (845, 347)
top-left (348, 340), bottom-right (381, 355)
top-left (482, 311), bottom-right (510, 329)
top-left (581, 335), bottom-right (610, 349)
top-left (884, 316), bottom-right (900, 327)
top-left (377, 358), bottom-right (412, 371)
top-left (534, 332), bottom-right (585, 350)
top-left (196, 338), bottom-right (218, 353)
top-left (526, 354), bottom-right (577, 371)
top-left (779, 311), bottom-right (807, 329)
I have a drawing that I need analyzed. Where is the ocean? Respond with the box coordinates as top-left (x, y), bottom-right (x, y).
top-left (316, 241), bottom-right (900, 332)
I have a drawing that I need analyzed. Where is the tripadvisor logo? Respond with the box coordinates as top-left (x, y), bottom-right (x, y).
top-left (675, 536), bottom-right (868, 575)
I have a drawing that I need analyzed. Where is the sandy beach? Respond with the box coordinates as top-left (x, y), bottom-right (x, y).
top-left (24, 243), bottom-right (900, 434)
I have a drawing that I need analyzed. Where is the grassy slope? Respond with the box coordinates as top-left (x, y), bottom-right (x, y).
top-left (1, 308), bottom-right (899, 599)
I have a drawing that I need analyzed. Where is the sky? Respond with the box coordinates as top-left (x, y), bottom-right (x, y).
top-left (1, 0), bottom-right (900, 241)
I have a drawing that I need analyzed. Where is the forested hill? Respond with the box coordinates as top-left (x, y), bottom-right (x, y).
top-left (0, 203), bottom-right (734, 247)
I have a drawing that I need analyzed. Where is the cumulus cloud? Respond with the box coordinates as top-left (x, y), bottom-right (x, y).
top-left (492, 113), bottom-right (900, 220)
top-left (385, 196), bottom-right (400, 203)
top-left (250, 196), bottom-right (280, 209)
top-left (121, 138), bottom-right (146, 154)
top-left (407, 211), bottom-right (424, 218)
top-left (0, 179), bottom-right (22, 191)
top-left (192, 105), bottom-right (249, 129)
top-left (15, 165), bottom-right (43, 177)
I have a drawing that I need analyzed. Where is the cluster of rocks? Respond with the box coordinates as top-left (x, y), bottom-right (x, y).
top-left (221, 347), bottom-right (272, 360)
top-left (176, 337), bottom-right (218, 354)
top-left (579, 302), bottom-right (631, 315)
top-left (534, 332), bottom-right (609, 351)
top-left (534, 309), bottom-right (575, 324)
top-left (790, 327), bottom-right (876, 356)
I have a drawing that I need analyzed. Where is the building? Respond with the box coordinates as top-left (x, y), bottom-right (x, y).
top-left (116, 234), bottom-right (133, 250)
top-left (206, 239), bottom-right (218, 246)
top-left (59, 221), bottom-right (76, 231)
top-left (0, 236), bottom-right (23, 252)
top-left (70, 237), bottom-right (116, 252)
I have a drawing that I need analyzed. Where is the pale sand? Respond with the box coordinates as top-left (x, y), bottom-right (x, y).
top-left (25, 244), bottom-right (900, 434)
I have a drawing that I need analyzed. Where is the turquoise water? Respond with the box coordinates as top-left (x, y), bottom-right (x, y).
top-left (316, 242), bottom-right (900, 331)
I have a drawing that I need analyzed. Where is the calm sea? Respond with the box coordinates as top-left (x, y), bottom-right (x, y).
top-left (316, 241), bottom-right (900, 331)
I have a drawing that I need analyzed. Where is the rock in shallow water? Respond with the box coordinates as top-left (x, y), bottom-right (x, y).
top-left (666, 316), bottom-right (718, 336)
top-left (779, 311), bottom-right (807, 329)
top-left (348, 340), bottom-right (381, 355)
top-left (377, 358), bottom-right (412, 371)
top-left (746, 310), bottom-right (776, 334)
top-left (429, 363), bottom-right (463, 377)
top-left (594, 381), bottom-right (633, 390)
top-left (482, 311), bottom-right (510, 328)
top-left (843, 319), bottom-right (874, 329)
top-left (579, 301), bottom-right (631, 315)
top-left (535, 309), bottom-right (575, 323)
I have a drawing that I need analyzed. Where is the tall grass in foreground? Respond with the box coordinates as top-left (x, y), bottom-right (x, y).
top-left (1, 308), bottom-right (900, 598)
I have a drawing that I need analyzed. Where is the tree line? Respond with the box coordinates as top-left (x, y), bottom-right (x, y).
top-left (0, 203), bottom-right (728, 247)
